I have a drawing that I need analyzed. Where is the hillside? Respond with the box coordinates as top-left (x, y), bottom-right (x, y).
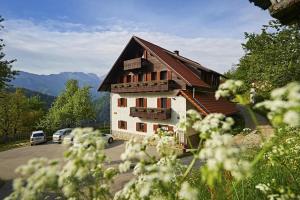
top-left (7, 87), bottom-right (56, 109)
top-left (11, 71), bottom-right (103, 98)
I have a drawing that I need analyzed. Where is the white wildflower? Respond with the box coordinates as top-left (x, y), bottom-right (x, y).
top-left (179, 182), bottom-right (198, 200)
top-left (199, 133), bottom-right (250, 185)
top-left (283, 110), bottom-right (300, 127)
top-left (215, 80), bottom-right (244, 100)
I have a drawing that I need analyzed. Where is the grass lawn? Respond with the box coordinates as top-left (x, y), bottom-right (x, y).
top-left (0, 140), bottom-right (29, 152)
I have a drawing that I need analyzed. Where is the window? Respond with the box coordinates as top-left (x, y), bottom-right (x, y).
top-left (138, 74), bottom-right (144, 82)
top-left (136, 122), bottom-right (147, 132)
top-left (117, 98), bottom-right (127, 107)
top-left (126, 75), bottom-right (132, 83)
top-left (136, 98), bottom-right (147, 107)
top-left (118, 120), bottom-right (127, 130)
top-left (157, 98), bottom-right (171, 109)
top-left (151, 72), bottom-right (157, 81)
top-left (160, 71), bottom-right (167, 80)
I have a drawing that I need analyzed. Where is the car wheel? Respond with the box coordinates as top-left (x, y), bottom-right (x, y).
top-left (30, 143), bottom-right (33, 146)
top-left (108, 137), bottom-right (113, 144)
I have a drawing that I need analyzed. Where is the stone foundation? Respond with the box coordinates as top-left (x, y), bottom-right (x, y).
top-left (111, 130), bottom-right (147, 142)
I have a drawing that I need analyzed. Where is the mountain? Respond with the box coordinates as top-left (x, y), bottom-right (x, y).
top-left (11, 71), bottom-right (103, 98)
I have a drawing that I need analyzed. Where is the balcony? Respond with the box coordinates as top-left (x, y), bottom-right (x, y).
top-left (130, 107), bottom-right (171, 120)
top-left (124, 58), bottom-right (147, 70)
top-left (111, 80), bottom-right (175, 93)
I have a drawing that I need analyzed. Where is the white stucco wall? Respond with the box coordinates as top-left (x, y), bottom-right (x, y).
top-left (110, 90), bottom-right (186, 136)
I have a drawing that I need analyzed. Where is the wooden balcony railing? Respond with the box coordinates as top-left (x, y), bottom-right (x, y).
top-left (111, 80), bottom-right (175, 93)
top-left (130, 107), bottom-right (171, 120)
top-left (124, 58), bottom-right (147, 70)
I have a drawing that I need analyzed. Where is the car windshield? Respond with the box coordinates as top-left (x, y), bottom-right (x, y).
top-left (32, 133), bottom-right (44, 137)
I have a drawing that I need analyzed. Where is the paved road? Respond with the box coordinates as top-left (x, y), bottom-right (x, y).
top-left (0, 140), bottom-right (196, 199)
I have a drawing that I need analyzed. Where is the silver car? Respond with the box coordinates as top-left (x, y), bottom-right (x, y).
top-left (52, 128), bottom-right (73, 143)
top-left (30, 131), bottom-right (47, 145)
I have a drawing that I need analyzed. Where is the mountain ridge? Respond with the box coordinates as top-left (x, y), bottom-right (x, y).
top-left (11, 71), bottom-right (103, 97)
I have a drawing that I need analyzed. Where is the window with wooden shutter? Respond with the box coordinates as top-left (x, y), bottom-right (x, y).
top-left (117, 98), bottom-right (121, 107)
top-left (160, 71), bottom-right (167, 80)
top-left (144, 98), bottom-right (147, 107)
top-left (151, 72), bottom-right (157, 80)
top-left (136, 122), bottom-right (147, 132)
top-left (137, 98), bottom-right (144, 107)
top-left (157, 98), bottom-right (161, 108)
top-left (167, 71), bottom-right (172, 80)
top-left (118, 120), bottom-right (127, 130)
top-left (118, 98), bottom-right (127, 107)
top-left (136, 98), bottom-right (139, 107)
top-left (159, 98), bottom-right (168, 108)
top-left (166, 98), bottom-right (171, 108)
top-left (146, 72), bottom-right (151, 81)
top-left (153, 124), bottom-right (159, 133)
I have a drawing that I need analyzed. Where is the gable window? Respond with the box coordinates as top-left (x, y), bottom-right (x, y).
top-left (136, 122), bottom-right (147, 132)
top-left (136, 98), bottom-right (147, 108)
top-left (117, 98), bottom-right (127, 107)
top-left (118, 120), bottom-right (127, 130)
top-left (157, 98), bottom-right (171, 109)
top-left (151, 72), bottom-right (157, 81)
top-left (160, 71), bottom-right (167, 80)
top-left (138, 74), bottom-right (145, 82)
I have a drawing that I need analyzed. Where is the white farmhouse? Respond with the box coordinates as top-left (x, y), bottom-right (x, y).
top-left (98, 36), bottom-right (238, 147)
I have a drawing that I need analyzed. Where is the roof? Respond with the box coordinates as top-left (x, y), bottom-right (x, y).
top-left (98, 36), bottom-right (225, 91)
top-left (179, 90), bottom-right (238, 116)
top-left (133, 36), bottom-right (212, 88)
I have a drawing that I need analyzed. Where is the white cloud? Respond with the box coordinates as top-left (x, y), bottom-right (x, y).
top-left (2, 19), bottom-right (244, 76)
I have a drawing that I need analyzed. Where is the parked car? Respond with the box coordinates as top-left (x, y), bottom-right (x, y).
top-left (30, 130), bottom-right (47, 145)
top-left (52, 128), bottom-right (73, 143)
top-left (73, 133), bottom-right (114, 147)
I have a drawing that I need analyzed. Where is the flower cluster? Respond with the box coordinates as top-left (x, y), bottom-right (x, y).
top-left (116, 136), bottom-right (184, 200)
top-left (192, 113), bottom-right (234, 139)
top-left (215, 80), bottom-right (244, 100)
top-left (199, 133), bottom-right (250, 186)
top-left (5, 158), bottom-right (59, 200)
top-left (256, 82), bottom-right (300, 127)
top-left (177, 109), bottom-right (202, 133)
top-left (256, 180), bottom-right (300, 200)
top-left (6, 128), bottom-right (117, 200)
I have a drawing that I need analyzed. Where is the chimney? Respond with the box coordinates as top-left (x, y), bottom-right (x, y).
top-left (174, 50), bottom-right (179, 55)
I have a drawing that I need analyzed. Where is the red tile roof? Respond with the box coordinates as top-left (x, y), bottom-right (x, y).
top-left (179, 90), bottom-right (238, 116)
top-left (133, 36), bottom-right (211, 88)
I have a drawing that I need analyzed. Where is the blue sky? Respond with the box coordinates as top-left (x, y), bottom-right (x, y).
top-left (0, 0), bottom-right (271, 76)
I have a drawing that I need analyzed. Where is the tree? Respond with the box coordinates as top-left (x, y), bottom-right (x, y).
top-left (39, 79), bottom-right (96, 133)
top-left (0, 16), bottom-right (17, 90)
top-left (226, 20), bottom-right (300, 98)
top-left (0, 89), bottom-right (46, 142)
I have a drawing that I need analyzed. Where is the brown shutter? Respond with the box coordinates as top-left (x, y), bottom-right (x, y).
top-left (153, 125), bottom-right (159, 133)
top-left (144, 98), bottom-right (147, 108)
top-left (136, 123), bottom-right (139, 131)
top-left (147, 72), bottom-right (151, 81)
top-left (136, 98), bottom-right (139, 107)
top-left (124, 98), bottom-right (127, 107)
top-left (135, 75), bottom-right (138, 82)
top-left (166, 98), bottom-right (171, 109)
top-left (168, 126), bottom-right (174, 132)
top-left (167, 71), bottom-right (172, 80)
top-left (123, 75), bottom-right (127, 83)
top-left (118, 121), bottom-right (121, 129)
top-left (157, 71), bottom-right (160, 80)
top-left (125, 121), bottom-right (127, 130)
top-left (157, 98), bottom-right (161, 108)
top-left (143, 74), bottom-right (147, 81)
top-left (117, 98), bottom-right (121, 107)
top-left (144, 123), bottom-right (147, 132)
